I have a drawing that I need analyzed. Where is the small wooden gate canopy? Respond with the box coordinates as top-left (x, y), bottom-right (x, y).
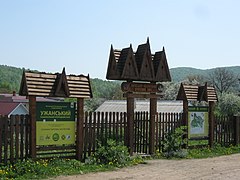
top-left (19, 68), bottom-right (92, 98)
top-left (19, 68), bottom-right (92, 160)
top-left (176, 83), bottom-right (217, 102)
top-left (176, 82), bottom-right (218, 147)
top-left (106, 38), bottom-right (171, 82)
top-left (106, 38), bottom-right (171, 155)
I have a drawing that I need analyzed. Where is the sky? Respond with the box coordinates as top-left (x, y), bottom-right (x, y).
top-left (0, 0), bottom-right (239, 79)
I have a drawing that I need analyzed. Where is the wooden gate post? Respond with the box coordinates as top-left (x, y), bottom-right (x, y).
top-left (149, 94), bottom-right (157, 155)
top-left (29, 95), bottom-right (36, 159)
top-left (127, 93), bottom-right (134, 155)
top-left (234, 116), bottom-right (240, 145)
top-left (182, 100), bottom-right (188, 148)
top-left (76, 98), bottom-right (84, 161)
top-left (208, 101), bottom-right (215, 148)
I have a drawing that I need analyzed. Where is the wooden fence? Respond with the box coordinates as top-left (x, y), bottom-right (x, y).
top-left (0, 115), bottom-right (30, 164)
top-left (214, 116), bottom-right (240, 146)
top-left (0, 113), bottom-right (240, 164)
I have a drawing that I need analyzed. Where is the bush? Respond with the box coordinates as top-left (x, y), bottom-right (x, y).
top-left (87, 139), bottom-right (130, 166)
top-left (162, 126), bottom-right (188, 158)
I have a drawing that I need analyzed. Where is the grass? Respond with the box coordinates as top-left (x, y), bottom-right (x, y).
top-left (1, 144), bottom-right (240, 179)
top-left (153, 144), bottom-right (240, 160)
top-left (187, 144), bottom-right (240, 159)
top-left (0, 156), bottom-right (145, 180)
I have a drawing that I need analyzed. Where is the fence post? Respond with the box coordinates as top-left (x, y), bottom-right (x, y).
top-left (234, 116), bottom-right (240, 145)
top-left (127, 94), bottom-right (134, 155)
top-left (149, 96), bottom-right (157, 155)
top-left (182, 100), bottom-right (188, 148)
top-left (208, 101), bottom-right (215, 148)
top-left (29, 95), bottom-right (36, 159)
top-left (76, 98), bottom-right (84, 161)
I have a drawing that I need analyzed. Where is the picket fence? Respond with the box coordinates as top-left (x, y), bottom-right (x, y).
top-left (0, 112), bottom-right (239, 164)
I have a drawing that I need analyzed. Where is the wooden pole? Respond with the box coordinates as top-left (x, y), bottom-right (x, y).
top-left (149, 94), bottom-right (157, 155)
top-left (183, 100), bottom-right (188, 148)
top-left (76, 98), bottom-right (84, 161)
top-left (29, 96), bottom-right (36, 159)
top-left (127, 93), bottom-right (134, 155)
top-left (208, 101), bottom-right (215, 148)
top-left (234, 116), bottom-right (240, 145)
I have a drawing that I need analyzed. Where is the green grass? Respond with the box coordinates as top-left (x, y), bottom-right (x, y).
top-left (187, 144), bottom-right (240, 159)
top-left (0, 156), bottom-right (145, 180)
top-left (1, 144), bottom-right (240, 179)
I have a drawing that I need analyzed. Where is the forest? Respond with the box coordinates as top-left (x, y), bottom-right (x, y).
top-left (0, 65), bottom-right (239, 114)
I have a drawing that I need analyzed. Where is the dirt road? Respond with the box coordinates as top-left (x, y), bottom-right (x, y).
top-left (55, 153), bottom-right (240, 180)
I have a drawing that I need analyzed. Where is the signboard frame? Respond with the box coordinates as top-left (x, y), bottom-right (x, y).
top-left (188, 106), bottom-right (209, 139)
top-left (36, 102), bottom-right (76, 146)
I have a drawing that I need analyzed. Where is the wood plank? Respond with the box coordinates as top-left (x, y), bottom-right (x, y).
top-left (67, 76), bottom-right (88, 81)
top-left (4, 117), bottom-right (9, 164)
top-left (26, 77), bottom-right (56, 83)
top-left (0, 117), bottom-right (3, 163)
top-left (27, 81), bottom-right (55, 86)
top-left (28, 92), bottom-right (52, 96)
top-left (67, 81), bottom-right (89, 85)
top-left (28, 88), bottom-right (53, 93)
top-left (76, 98), bottom-right (84, 161)
top-left (69, 88), bottom-right (91, 92)
top-left (15, 115), bottom-right (20, 160)
top-left (68, 84), bottom-right (91, 88)
top-left (10, 116), bottom-right (14, 163)
top-left (27, 84), bottom-right (54, 89)
top-left (25, 72), bottom-right (56, 79)
top-left (20, 115), bottom-right (24, 160)
top-left (69, 91), bottom-right (91, 95)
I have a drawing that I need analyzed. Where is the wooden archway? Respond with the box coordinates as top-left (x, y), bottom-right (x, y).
top-left (19, 68), bottom-right (92, 160)
top-left (106, 39), bottom-right (171, 155)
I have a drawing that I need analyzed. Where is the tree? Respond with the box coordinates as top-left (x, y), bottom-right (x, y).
top-left (208, 68), bottom-right (239, 94)
top-left (183, 75), bottom-right (206, 85)
top-left (215, 93), bottom-right (240, 116)
top-left (162, 82), bottom-right (180, 100)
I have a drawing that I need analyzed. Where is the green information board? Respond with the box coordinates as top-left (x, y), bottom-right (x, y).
top-left (188, 106), bottom-right (209, 139)
top-left (36, 102), bottom-right (76, 146)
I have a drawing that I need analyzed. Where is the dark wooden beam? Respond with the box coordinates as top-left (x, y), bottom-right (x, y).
top-left (29, 96), bottom-right (36, 159)
top-left (76, 98), bottom-right (84, 161)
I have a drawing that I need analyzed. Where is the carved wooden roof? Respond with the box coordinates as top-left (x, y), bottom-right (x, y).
top-left (19, 68), bottom-right (92, 98)
top-left (106, 39), bottom-right (171, 82)
top-left (176, 83), bottom-right (217, 102)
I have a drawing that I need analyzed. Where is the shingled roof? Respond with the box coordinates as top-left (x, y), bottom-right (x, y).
top-left (106, 38), bottom-right (171, 82)
top-left (19, 68), bottom-right (92, 98)
top-left (176, 83), bottom-right (218, 102)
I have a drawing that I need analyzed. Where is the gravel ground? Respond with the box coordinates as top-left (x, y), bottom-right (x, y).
top-left (54, 153), bottom-right (240, 180)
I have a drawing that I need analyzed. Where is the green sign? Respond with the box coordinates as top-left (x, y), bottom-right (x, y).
top-left (188, 106), bottom-right (209, 139)
top-left (36, 102), bottom-right (76, 146)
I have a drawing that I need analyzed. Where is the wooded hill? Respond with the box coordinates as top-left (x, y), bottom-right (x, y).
top-left (0, 64), bottom-right (239, 95)
top-left (170, 66), bottom-right (240, 82)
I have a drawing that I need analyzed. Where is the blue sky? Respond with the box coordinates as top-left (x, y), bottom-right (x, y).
top-left (0, 0), bottom-right (239, 79)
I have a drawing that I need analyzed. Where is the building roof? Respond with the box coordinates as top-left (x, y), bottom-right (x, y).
top-left (95, 100), bottom-right (183, 113)
top-left (0, 93), bottom-right (59, 103)
top-left (0, 102), bottom-right (28, 116)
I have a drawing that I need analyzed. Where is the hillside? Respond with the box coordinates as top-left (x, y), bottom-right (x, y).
top-left (170, 66), bottom-right (240, 82)
top-left (0, 65), bottom-right (239, 93)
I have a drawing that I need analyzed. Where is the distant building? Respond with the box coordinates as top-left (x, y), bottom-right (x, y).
top-left (0, 102), bottom-right (29, 117)
top-left (95, 100), bottom-right (183, 113)
top-left (0, 92), bottom-right (62, 116)
top-left (0, 92), bottom-right (60, 103)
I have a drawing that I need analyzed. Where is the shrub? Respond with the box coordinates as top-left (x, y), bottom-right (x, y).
top-left (162, 126), bottom-right (188, 158)
top-left (87, 139), bottom-right (130, 166)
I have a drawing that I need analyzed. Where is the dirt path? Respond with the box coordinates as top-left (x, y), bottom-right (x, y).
top-left (54, 154), bottom-right (240, 180)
